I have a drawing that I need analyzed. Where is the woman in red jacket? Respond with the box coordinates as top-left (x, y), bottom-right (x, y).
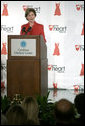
top-left (20, 8), bottom-right (46, 42)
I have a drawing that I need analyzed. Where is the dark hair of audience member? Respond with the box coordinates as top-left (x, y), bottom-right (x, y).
top-left (74, 93), bottom-right (84, 117)
top-left (74, 93), bottom-right (84, 126)
top-left (54, 99), bottom-right (75, 125)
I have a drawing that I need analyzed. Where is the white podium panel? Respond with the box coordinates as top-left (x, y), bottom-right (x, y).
top-left (11, 39), bottom-right (36, 56)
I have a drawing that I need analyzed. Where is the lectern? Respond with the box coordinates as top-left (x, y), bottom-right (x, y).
top-left (7, 35), bottom-right (48, 98)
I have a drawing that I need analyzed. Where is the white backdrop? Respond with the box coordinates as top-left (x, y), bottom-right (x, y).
top-left (1, 1), bottom-right (84, 91)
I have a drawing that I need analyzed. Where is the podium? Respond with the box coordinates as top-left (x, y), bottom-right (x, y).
top-left (7, 35), bottom-right (48, 98)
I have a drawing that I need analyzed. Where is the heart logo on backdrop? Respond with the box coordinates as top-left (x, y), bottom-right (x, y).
top-left (48, 65), bottom-right (52, 70)
top-left (76, 4), bottom-right (81, 11)
top-left (23, 5), bottom-right (28, 11)
top-left (75, 45), bottom-right (80, 51)
top-left (49, 25), bottom-right (53, 31)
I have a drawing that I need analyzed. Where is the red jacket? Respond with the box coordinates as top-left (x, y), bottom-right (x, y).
top-left (20, 21), bottom-right (46, 42)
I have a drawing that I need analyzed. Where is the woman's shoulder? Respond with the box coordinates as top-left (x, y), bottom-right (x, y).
top-left (35, 22), bottom-right (44, 28)
top-left (21, 23), bottom-right (29, 28)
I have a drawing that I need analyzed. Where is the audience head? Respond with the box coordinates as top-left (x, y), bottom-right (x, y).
top-left (22, 96), bottom-right (40, 125)
top-left (6, 104), bottom-right (27, 125)
top-left (54, 99), bottom-right (75, 124)
top-left (74, 93), bottom-right (84, 117)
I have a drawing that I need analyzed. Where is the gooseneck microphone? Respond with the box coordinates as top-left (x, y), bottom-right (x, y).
top-left (22, 27), bottom-right (26, 33)
top-left (27, 27), bottom-right (32, 33)
top-left (22, 27), bottom-right (32, 35)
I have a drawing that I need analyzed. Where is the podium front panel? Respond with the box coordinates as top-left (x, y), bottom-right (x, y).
top-left (7, 59), bottom-right (40, 98)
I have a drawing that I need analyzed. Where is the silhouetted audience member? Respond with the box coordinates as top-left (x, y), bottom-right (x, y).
top-left (54, 99), bottom-right (75, 125)
top-left (6, 104), bottom-right (27, 125)
top-left (1, 113), bottom-right (8, 125)
top-left (74, 93), bottom-right (84, 125)
top-left (21, 96), bottom-right (40, 125)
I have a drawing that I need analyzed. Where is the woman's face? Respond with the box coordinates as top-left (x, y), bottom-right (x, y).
top-left (27, 11), bottom-right (36, 22)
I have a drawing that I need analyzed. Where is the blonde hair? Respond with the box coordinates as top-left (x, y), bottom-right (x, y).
top-left (6, 104), bottom-right (27, 125)
top-left (22, 96), bottom-right (40, 125)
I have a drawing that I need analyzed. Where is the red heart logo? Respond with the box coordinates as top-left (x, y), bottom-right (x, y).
top-left (75, 45), bottom-right (80, 51)
top-left (48, 65), bottom-right (52, 70)
top-left (23, 5), bottom-right (28, 11)
top-left (49, 25), bottom-right (53, 31)
top-left (73, 85), bottom-right (79, 90)
top-left (76, 5), bottom-right (81, 11)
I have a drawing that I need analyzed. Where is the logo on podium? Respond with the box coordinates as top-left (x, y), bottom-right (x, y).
top-left (20, 41), bottom-right (26, 47)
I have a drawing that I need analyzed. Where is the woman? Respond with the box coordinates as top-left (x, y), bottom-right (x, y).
top-left (20, 8), bottom-right (46, 42)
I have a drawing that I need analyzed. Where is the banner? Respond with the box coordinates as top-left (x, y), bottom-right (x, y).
top-left (1, 1), bottom-right (84, 91)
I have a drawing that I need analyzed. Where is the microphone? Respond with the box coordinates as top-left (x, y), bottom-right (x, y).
top-left (22, 27), bottom-right (26, 33)
top-left (26, 27), bottom-right (32, 33)
top-left (22, 26), bottom-right (32, 35)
